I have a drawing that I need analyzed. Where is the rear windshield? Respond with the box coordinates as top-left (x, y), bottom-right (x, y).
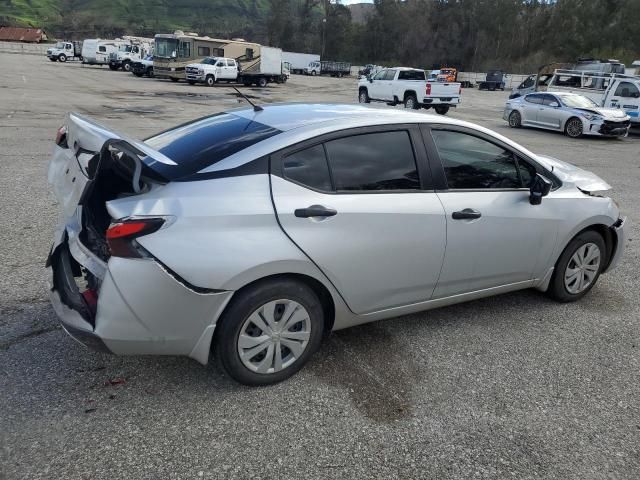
top-left (398, 70), bottom-right (426, 80)
top-left (144, 113), bottom-right (280, 179)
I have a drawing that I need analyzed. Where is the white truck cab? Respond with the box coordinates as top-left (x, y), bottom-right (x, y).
top-left (46, 42), bottom-right (81, 62)
top-left (358, 67), bottom-right (462, 114)
top-left (109, 40), bottom-right (153, 71)
top-left (186, 57), bottom-right (240, 86)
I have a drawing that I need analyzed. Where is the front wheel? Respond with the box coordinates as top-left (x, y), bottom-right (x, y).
top-left (58, 54), bottom-right (67, 63)
top-left (508, 110), bottom-right (522, 128)
top-left (565, 117), bottom-right (583, 138)
top-left (187, 80), bottom-right (196, 85)
top-left (146, 67), bottom-right (153, 78)
top-left (310, 70), bottom-right (317, 76)
top-left (214, 279), bottom-right (325, 385)
top-left (358, 89), bottom-right (370, 104)
top-left (548, 231), bottom-right (605, 302)
top-left (49, 57), bottom-right (57, 62)
top-left (435, 105), bottom-right (450, 115)
top-left (170, 77), bottom-right (179, 83)
top-left (122, 61), bottom-right (131, 72)
top-left (109, 63), bottom-right (118, 71)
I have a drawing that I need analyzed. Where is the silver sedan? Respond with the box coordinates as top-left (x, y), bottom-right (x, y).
top-left (47, 104), bottom-right (626, 385)
top-left (504, 91), bottom-right (631, 138)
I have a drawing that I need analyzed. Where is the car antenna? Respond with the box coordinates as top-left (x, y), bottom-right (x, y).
top-left (232, 86), bottom-right (263, 112)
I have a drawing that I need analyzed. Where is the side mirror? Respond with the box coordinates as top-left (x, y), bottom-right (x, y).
top-left (549, 101), bottom-right (559, 108)
top-left (368, 76), bottom-right (373, 83)
top-left (529, 173), bottom-right (553, 205)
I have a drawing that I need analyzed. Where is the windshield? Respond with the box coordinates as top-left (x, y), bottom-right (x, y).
top-left (202, 57), bottom-right (217, 65)
top-left (155, 38), bottom-right (178, 58)
top-left (560, 95), bottom-right (599, 108)
top-left (144, 113), bottom-right (281, 180)
top-left (55, 42), bottom-right (65, 48)
top-left (120, 45), bottom-right (132, 52)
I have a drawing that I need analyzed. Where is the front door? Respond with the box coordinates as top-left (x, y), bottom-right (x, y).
top-left (536, 94), bottom-right (563, 129)
top-left (271, 126), bottom-right (446, 314)
top-left (367, 70), bottom-right (389, 100)
top-left (425, 127), bottom-right (559, 298)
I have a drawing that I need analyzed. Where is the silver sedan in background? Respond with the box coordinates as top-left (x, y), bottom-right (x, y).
top-left (504, 91), bottom-right (631, 138)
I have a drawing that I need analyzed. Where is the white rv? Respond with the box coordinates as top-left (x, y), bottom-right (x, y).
top-left (82, 39), bottom-right (127, 65)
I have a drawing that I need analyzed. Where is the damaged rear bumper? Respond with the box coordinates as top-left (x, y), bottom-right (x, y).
top-left (47, 231), bottom-right (234, 364)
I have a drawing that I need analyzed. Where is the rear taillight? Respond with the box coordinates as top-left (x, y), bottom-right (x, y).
top-left (426, 83), bottom-right (432, 95)
top-left (106, 218), bottom-right (164, 258)
top-left (55, 125), bottom-right (67, 147)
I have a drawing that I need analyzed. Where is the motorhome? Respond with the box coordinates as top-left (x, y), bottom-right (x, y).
top-left (153, 31), bottom-right (262, 82)
top-left (82, 39), bottom-right (128, 65)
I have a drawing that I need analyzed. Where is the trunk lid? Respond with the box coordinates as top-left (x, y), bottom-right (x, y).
top-left (48, 113), bottom-right (174, 220)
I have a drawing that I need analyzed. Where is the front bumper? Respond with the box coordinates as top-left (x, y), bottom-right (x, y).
top-left (604, 216), bottom-right (627, 272)
top-left (585, 119), bottom-right (630, 137)
top-left (48, 235), bottom-right (234, 364)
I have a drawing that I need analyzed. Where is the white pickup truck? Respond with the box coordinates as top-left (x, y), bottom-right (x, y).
top-left (185, 48), bottom-right (287, 88)
top-left (358, 67), bottom-right (461, 114)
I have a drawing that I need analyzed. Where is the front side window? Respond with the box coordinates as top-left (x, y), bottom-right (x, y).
top-left (542, 94), bottom-right (559, 106)
top-left (283, 145), bottom-right (332, 191)
top-left (227, 59), bottom-right (236, 67)
top-left (614, 81), bottom-right (640, 98)
top-left (431, 130), bottom-right (525, 189)
top-left (98, 46), bottom-right (106, 52)
top-left (384, 70), bottom-right (397, 80)
top-left (372, 70), bottom-right (387, 80)
top-left (325, 131), bottom-right (420, 191)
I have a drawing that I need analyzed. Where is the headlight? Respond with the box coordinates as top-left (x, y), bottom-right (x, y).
top-left (580, 112), bottom-right (603, 121)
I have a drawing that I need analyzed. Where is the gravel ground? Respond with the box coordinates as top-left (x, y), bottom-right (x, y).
top-left (1, 53), bottom-right (639, 480)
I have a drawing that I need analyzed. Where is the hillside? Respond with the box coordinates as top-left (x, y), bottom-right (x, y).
top-left (0, 0), bottom-right (271, 40)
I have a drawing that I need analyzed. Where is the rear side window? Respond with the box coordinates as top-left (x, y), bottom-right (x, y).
top-left (144, 113), bottom-right (280, 180)
top-left (198, 46), bottom-right (210, 56)
top-left (431, 130), bottom-right (524, 189)
top-left (325, 131), bottom-right (420, 191)
top-left (542, 94), bottom-right (558, 106)
top-left (525, 94), bottom-right (543, 104)
top-left (398, 70), bottom-right (426, 81)
top-left (283, 145), bottom-right (332, 191)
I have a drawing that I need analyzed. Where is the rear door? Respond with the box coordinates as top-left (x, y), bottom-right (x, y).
top-left (536, 94), bottom-right (563, 129)
top-left (270, 125), bottom-right (447, 315)
top-left (521, 94), bottom-right (544, 125)
top-left (423, 126), bottom-right (559, 298)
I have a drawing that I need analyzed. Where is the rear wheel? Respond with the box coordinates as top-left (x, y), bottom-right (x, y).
top-left (109, 63), bottom-right (118, 71)
top-left (133, 72), bottom-right (143, 77)
top-left (257, 77), bottom-right (268, 88)
top-left (122, 61), bottom-right (131, 72)
top-left (404, 94), bottom-right (419, 110)
top-left (58, 54), bottom-right (67, 63)
top-left (187, 80), bottom-right (196, 85)
top-left (205, 75), bottom-right (215, 87)
top-left (548, 231), bottom-right (605, 302)
top-left (435, 105), bottom-right (450, 115)
top-left (49, 57), bottom-right (57, 62)
top-left (508, 110), bottom-right (522, 128)
top-left (358, 88), bottom-right (370, 104)
top-left (170, 77), bottom-right (179, 83)
top-left (214, 279), bottom-right (324, 385)
top-left (565, 117), bottom-right (583, 138)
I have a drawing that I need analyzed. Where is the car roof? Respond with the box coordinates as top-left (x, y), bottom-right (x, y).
top-left (229, 103), bottom-right (450, 132)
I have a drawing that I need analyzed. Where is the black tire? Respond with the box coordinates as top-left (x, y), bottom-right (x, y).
top-left (214, 278), bottom-right (325, 385)
top-left (170, 77), bottom-right (179, 83)
top-left (508, 110), bottom-right (522, 128)
top-left (205, 75), bottom-right (215, 87)
top-left (565, 117), bottom-right (583, 138)
top-left (49, 57), bottom-right (57, 62)
top-left (187, 80), bottom-right (196, 85)
top-left (109, 63), bottom-right (119, 71)
top-left (58, 54), bottom-right (67, 63)
top-left (133, 72), bottom-right (143, 77)
top-left (435, 105), bottom-right (450, 115)
top-left (547, 230), bottom-right (606, 303)
top-left (242, 80), bottom-right (252, 87)
top-left (122, 61), bottom-right (131, 72)
top-left (358, 88), bottom-right (370, 104)
top-left (311, 70), bottom-right (317, 76)
top-left (257, 77), bottom-right (268, 88)
top-left (404, 94), bottom-right (419, 110)
top-left (146, 67), bottom-right (153, 78)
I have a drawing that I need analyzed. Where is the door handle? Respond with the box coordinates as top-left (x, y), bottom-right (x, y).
top-left (294, 205), bottom-right (337, 218)
top-left (452, 208), bottom-right (482, 220)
